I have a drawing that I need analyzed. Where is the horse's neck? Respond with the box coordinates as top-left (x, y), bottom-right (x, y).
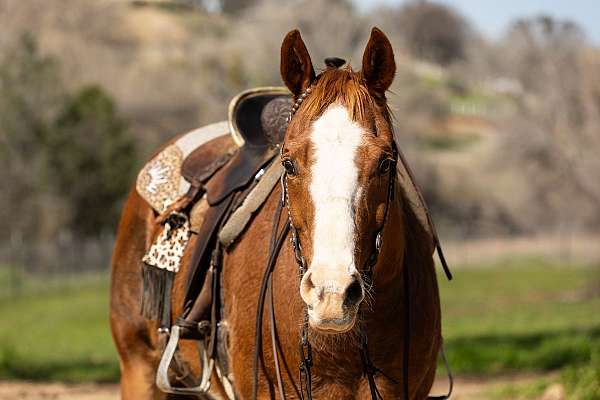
top-left (371, 197), bottom-right (405, 293)
top-left (363, 190), bottom-right (440, 337)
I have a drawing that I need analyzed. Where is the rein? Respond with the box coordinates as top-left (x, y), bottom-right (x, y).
top-left (251, 81), bottom-right (453, 399)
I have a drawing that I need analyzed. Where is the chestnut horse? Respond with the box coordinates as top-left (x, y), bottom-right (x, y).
top-left (110, 28), bottom-right (443, 399)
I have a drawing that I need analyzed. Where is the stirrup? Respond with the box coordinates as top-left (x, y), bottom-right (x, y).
top-left (156, 325), bottom-right (214, 395)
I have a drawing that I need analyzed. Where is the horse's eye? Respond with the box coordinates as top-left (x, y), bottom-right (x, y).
top-left (282, 159), bottom-right (297, 176)
top-left (379, 157), bottom-right (394, 175)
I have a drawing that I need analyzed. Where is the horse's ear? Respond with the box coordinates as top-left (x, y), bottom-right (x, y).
top-left (361, 27), bottom-right (396, 97)
top-left (280, 29), bottom-right (315, 97)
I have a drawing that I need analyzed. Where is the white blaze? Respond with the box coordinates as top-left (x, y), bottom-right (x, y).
top-left (309, 104), bottom-right (363, 280)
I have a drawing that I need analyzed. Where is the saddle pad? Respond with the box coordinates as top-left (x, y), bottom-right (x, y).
top-left (218, 160), bottom-right (283, 247)
top-left (136, 121), bottom-right (232, 213)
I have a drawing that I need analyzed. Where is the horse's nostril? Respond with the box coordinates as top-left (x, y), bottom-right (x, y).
top-left (343, 278), bottom-right (363, 308)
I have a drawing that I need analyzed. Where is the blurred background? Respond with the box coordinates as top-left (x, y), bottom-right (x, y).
top-left (0, 0), bottom-right (598, 399)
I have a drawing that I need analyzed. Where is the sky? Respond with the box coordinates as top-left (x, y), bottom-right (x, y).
top-left (356, 0), bottom-right (600, 44)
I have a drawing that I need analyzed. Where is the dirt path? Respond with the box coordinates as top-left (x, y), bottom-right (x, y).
top-left (431, 373), bottom-right (558, 399)
top-left (0, 374), bottom-right (560, 400)
top-left (0, 381), bottom-right (119, 400)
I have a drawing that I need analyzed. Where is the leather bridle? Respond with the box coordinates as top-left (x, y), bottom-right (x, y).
top-left (282, 137), bottom-right (397, 400)
top-left (251, 83), bottom-right (453, 400)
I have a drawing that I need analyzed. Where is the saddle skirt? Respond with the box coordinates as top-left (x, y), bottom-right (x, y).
top-left (136, 121), bottom-right (231, 213)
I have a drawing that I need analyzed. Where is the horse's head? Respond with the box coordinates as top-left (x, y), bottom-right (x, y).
top-left (280, 28), bottom-right (397, 334)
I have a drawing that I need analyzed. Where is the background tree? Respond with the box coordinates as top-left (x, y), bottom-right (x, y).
top-left (47, 86), bottom-right (137, 236)
top-left (396, 0), bottom-right (469, 65)
top-left (1, 34), bottom-right (137, 270)
top-left (494, 16), bottom-right (600, 232)
top-left (0, 34), bottom-right (66, 248)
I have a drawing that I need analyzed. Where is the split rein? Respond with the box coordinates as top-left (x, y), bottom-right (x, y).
top-left (250, 84), bottom-right (453, 399)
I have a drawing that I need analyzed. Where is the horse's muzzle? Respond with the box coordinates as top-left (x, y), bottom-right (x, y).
top-left (300, 270), bottom-right (364, 333)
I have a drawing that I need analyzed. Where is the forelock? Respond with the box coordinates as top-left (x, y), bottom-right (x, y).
top-left (299, 67), bottom-right (387, 124)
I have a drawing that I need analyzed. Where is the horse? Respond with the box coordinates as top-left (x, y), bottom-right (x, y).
top-left (110, 27), bottom-right (444, 399)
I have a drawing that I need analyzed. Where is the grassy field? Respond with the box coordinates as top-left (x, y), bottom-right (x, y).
top-left (438, 259), bottom-right (600, 399)
top-left (0, 260), bottom-right (599, 397)
top-left (0, 271), bottom-right (118, 382)
top-left (440, 259), bottom-right (600, 375)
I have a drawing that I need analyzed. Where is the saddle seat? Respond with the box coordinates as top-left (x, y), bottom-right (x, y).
top-left (136, 87), bottom-right (291, 215)
top-left (228, 86), bottom-right (291, 148)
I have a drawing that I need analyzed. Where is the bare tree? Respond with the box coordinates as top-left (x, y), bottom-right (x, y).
top-left (495, 16), bottom-right (600, 232)
top-left (395, 0), bottom-right (469, 65)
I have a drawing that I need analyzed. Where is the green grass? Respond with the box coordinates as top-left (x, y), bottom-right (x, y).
top-left (0, 271), bottom-right (119, 382)
top-left (0, 259), bottom-right (598, 385)
top-left (562, 345), bottom-right (600, 399)
top-left (439, 259), bottom-right (600, 375)
top-left (487, 376), bottom-right (551, 400)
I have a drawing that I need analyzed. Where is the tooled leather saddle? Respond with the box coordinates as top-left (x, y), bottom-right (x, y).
top-left (135, 87), bottom-right (293, 397)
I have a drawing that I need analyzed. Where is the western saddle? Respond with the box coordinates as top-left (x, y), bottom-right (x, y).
top-left (136, 87), bottom-right (293, 397)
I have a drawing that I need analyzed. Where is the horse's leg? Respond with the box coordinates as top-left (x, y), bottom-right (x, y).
top-left (119, 356), bottom-right (160, 399)
top-left (110, 188), bottom-right (162, 399)
top-left (111, 314), bottom-right (161, 399)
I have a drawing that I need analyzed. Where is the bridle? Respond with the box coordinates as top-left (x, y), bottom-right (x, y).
top-left (287, 158), bottom-right (397, 400)
top-left (251, 81), bottom-right (453, 400)
top-left (284, 82), bottom-right (399, 400)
